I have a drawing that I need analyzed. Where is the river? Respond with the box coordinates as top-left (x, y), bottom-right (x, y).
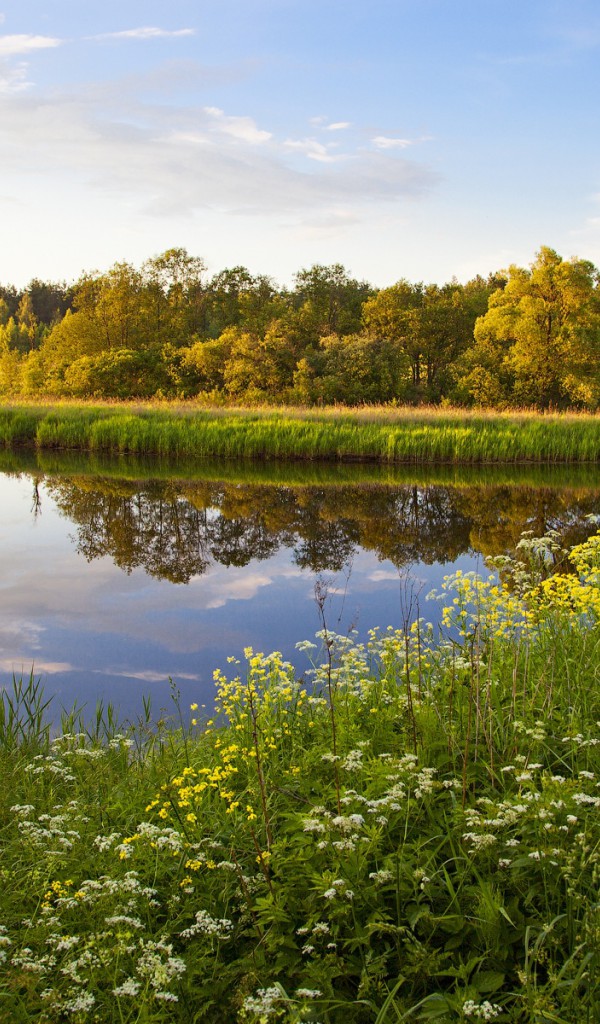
top-left (1, 449), bottom-right (599, 723)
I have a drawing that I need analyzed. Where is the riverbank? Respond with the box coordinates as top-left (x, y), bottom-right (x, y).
top-left (2, 400), bottom-right (600, 463)
top-left (2, 531), bottom-right (599, 1022)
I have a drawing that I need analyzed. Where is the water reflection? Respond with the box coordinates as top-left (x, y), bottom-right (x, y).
top-left (39, 474), bottom-right (600, 582)
top-left (1, 453), bottom-right (599, 721)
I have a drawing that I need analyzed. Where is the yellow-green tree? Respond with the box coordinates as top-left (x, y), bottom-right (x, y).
top-left (473, 247), bottom-right (600, 407)
top-left (363, 279), bottom-right (480, 399)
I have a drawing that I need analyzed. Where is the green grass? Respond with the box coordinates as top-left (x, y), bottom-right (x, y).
top-left (2, 400), bottom-right (600, 463)
top-left (1, 531), bottom-right (600, 1022)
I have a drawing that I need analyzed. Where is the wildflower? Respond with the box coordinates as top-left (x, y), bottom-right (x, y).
top-left (462, 999), bottom-right (502, 1020)
top-left (462, 832), bottom-right (497, 850)
top-left (180, 910), bottom-right (233, 940)
top-left (242, 986), bottom-right (284, 1018)
top-left (369, 869), bottom-right (394, 884)
top-left (113, 979), bottom-right (141, 997)
top-left (63, 993), bottom-right (96, 1013)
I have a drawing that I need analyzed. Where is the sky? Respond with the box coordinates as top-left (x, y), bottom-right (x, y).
top-left (0, 0), bottom-right (599, 290)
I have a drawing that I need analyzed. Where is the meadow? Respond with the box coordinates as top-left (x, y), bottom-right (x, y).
top-left (1, 529), bottom-right (600, 1022)
top-left (2, 401), bottom-right (600, 463)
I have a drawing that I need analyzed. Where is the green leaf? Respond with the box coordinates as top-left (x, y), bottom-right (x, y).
top-left (472, 970), bottom-right (505, 994)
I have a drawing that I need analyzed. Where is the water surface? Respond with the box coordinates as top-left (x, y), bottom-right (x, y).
top-left (1, 450), bottom-right (598, 722)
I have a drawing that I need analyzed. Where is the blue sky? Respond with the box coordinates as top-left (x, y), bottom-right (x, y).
top-left (1, 0), bottom-right (599, 289)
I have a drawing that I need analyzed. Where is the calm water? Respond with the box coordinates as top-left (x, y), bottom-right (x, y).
top-left (1, 450), bottom-right (599, 722)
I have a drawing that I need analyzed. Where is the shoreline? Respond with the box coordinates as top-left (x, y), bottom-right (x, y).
top-left (2, 401), bottom-right (600, 464)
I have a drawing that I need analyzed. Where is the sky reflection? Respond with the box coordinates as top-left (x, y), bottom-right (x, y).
top-left (1, 462), bottom-right (598, 724)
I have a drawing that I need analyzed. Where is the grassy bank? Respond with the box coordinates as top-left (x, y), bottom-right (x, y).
top-left (1, 532), bottom-right (600, 1022)
top-left (2, 400), bottom-right (600, 463)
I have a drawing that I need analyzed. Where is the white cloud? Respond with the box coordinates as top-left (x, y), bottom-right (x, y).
top-left (372, 135), bottom-right (414, 150)
top-left (203, 571), bottom-right (274, 609)
top-left (326, 121), bottom-right (351, 131)
top-left (96, 27), bottom-right (195, 41)
top-left (0, 34), bottom-right (62, 57)
top-left (0, 61), bottom-right (29, 93)
top-left (283, 136), bottom-right (343, 163)
top-left (203, 105), bottom-right (272, 144)
top-left (0, 658), bottom-right (72, 675)
top-left (0, 32), bottom-right (62, 94)
top-left (0, 67), bottom-right (437, 234)
top-left (0, 617), bottom-right (45, 651)
top-left (95, 668), bottom-right (200, 683)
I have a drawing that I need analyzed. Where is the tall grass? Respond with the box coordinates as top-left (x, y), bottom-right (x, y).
top-left (2, 400), bottom-right (600, 463)
top-left (1, 530), bottom-right (600, 1021)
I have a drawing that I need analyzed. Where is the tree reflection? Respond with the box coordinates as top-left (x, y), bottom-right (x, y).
top-left (41, 474), bottom-right (600, 584)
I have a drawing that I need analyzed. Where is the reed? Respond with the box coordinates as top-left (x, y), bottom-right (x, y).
top-left (2, 400), bottom-right (600, 463)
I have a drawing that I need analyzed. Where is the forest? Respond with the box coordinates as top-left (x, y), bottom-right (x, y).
top-left (1, 246), bottom-right (599, 409)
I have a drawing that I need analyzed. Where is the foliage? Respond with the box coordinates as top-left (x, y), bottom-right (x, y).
top-left (464, 248), bottom-right (600, 408)
top-left (2, 246), bottom-right (598, 408)
top-left (1, 532), bottom-right (600, 1020)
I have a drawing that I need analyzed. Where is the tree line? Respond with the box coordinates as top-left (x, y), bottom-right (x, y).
top-left (1, 246), bottom-right (599, 408)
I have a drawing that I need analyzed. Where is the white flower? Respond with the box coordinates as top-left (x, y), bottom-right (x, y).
top-left (113, 979), bottom-right (141, 997)
top-left (242, 986), bottom-right (283, 1017)
top-left (462, 999), bottom-right (502, 1019)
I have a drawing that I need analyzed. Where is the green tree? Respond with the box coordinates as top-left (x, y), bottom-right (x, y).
top-left (301, 331), bottom-right (409, 405)
top-left (74, 262), bottom-right (146, 351)
top-left (363, 279), bottom-right (483, 401)
top-left (223, 323), bottom-right (296, 399)
top-left (142, 248), bottom-right (207, 345)
top-left (473, 247), bottom-right (600, 407)
top-left (0, 321), bottom-right (23, 394)
top-left (26, 278), bottom-right (74, 325)
top-left (291, 264), bottom-right (372, 340)
top-left (362, 280), bottom-right (426, 394)
top-left (16, 293), bottom-right (40, 351)
top-left (63, 348), bottom-right (169, 399)
top-left (173, 330), bottom-right (236, 396)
